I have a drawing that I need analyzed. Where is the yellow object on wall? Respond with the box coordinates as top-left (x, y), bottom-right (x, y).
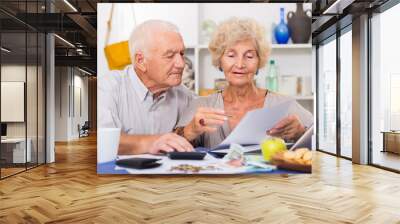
top-left (104, 41), bottom-right (131, 70)
top-left (104, 3), bottom-right (134, 70)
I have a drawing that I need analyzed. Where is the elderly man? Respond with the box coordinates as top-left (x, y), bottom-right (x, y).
top-left (99, 20), bottom-right (194, 155)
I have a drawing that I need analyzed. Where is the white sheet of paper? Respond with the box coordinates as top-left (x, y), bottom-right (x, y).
top-left (213, 144), bottom-right (260, 153)
top-left (289, 125), bottom-right (314, 150)
top-left (212, 143), bottom-right (295, 153)
top-left (218, 100), bottom-right (293, 147)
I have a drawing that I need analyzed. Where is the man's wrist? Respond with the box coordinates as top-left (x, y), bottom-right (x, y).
top-left (173, 126), bottom-right (196, 142)
top-left (183, 125), bottom-right (198, 141)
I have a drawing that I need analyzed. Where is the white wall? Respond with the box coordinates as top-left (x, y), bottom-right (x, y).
top-left (97, 3), bottom-right (312, 86)
top-left (72, 73), bottom-right (89, 138)
top-left (1, 64), bottom-right (46, 163)
top-left (54, 67), bottom-right (89, 141)
top-left (1, 65), bottom-right (35, 138)
top-left (1, 66), bottom-right (26, 126)
top-left (55, 67), bottom-right (68, 141)
top-left (97, 3), bottom-right (198, 80)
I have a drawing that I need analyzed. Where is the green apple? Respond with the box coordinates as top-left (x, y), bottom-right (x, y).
top-left (260, 137), bottom-right (287, 162)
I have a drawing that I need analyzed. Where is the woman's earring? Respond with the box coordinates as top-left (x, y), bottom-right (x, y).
top-left (255, 70), bottom-right (259, 75)
top-left (219, 67), bottom-right (223, 72)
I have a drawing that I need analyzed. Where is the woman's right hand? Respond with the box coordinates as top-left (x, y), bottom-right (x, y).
top-left (184, 107), bottom-right (229, 141)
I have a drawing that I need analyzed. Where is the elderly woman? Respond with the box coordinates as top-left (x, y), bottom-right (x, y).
top-left (176, 17), bottom-right (313, 148)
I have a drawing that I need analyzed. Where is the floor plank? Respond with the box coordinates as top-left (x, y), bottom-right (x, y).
top-left (0, 135), bottom-right (399, 223)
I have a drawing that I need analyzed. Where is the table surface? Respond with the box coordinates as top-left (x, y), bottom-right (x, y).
top-left (97, 154), bottom-right (307, 175)
top-left (381, 131), bottom-right (400, 134)
top-left (1, 138), bottom-right (29, 143)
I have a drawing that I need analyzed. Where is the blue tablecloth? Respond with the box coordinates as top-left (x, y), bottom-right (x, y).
top-left (97, 160), bottom-right (308, 175)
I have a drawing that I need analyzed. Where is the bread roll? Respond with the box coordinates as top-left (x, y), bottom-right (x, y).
top-left (294, 150), bottom-right (305, 160)
top-left (302, 151), bottom-right (312, 161)
top-left (283, 151), bottom-right (296, 160)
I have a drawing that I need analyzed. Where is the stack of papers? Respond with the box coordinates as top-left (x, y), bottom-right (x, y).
top-left (218, 100), bottom-right (292, 147)
top-left (194, 101), bottom-right (293, 153)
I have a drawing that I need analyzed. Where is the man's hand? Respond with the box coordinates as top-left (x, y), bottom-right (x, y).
top-left (183, 107), bottom-right (228, 141)
top-left (267, 114), bottom-right (306, 141)
top-left (148, 133), bottom-right (193, 154)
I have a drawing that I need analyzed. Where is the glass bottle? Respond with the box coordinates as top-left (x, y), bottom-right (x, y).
top-left (266, 60), bottom-right (278, 92)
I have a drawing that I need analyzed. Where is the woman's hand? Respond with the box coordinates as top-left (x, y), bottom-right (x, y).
top-left (267, 114), bottom-right (306, 141)
top-left (184, 107), bottom-right (228, 141)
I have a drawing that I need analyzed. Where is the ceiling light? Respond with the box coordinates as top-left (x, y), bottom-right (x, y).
top-left (78, 67), bottom-right (93, 76)
top-left (54, 34), bottom-right (75, 48)
top-left (63, 0), bottom-right (78, 12)
top-left (1, 47), bottom-right (11, 53)
top-left (323, 0), bottom-right (354, 15)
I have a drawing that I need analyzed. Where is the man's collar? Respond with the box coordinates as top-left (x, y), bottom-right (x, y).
top-left (129, 66), bottom-right (150, 102)
top-left (129, 66), bottom-right (169, 103)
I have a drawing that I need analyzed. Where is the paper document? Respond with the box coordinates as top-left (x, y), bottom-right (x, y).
top-left (212, 144), bottom-right (260, 153)
top-left (213, 143), bottom-right (294, 154)
top-left (289, 125), bottom-right (313, 150)
top-left (217, 100), bottom-right (293, 147)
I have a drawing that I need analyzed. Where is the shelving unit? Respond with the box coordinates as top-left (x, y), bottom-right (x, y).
top-left (293, 96), bottom-right (314, 100)
top-left (186, 41), bottom-right (313, 111)
top-left (185, 43), bottom-right (314, 113)
top-left (271, 44), bottom-right (312, 49)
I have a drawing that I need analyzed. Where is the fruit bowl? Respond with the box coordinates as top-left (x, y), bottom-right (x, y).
top-left (271, 148), bottom-right (312, 173)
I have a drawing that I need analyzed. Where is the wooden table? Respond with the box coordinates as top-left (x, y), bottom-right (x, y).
top-left (1, 138), bottom-right (32, 163)
top-left (381, 131), bottom-right (400, 154)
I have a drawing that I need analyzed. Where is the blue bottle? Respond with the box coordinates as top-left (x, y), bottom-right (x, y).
top-left (274, 8), bottom-right (290, 44)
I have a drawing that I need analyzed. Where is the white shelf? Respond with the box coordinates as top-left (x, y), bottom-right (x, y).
top-left (186, 44), bottom-right (208, 50)
top-left (271, 44), bottom-right (312, 49)
top-left (185, 45), bottom-right (198, 49)
top-left (293, 96), bottom-right (314, 100)
top-left (188, 43), bottom-right (312, 50)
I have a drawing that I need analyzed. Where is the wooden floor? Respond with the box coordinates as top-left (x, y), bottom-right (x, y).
top-left (373, 150), bottom-right (400, 171)
top-left (1, 167), bottom-right (25, 177)
top-left (0, 135), bottom-right (400, 223)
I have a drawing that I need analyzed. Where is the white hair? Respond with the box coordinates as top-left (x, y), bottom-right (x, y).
top-left (128, 20), bottom-right (180, 60)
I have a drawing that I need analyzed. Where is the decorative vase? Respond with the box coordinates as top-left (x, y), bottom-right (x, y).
top-left (274, 8), bottom-right (290, 44)
top-left (287, 3), bottom-right (312, 43)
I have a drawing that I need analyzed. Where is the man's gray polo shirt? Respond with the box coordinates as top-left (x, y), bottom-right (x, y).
top-left (98, 65), bottom-right (194, 135)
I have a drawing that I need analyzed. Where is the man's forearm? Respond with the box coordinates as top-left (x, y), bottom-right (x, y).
top-left (118, 134), bottom-right (160, 155)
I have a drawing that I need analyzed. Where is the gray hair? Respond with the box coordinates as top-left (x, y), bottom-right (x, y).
top-left (209, 17), bottom-right (270, 69)
top-left (129, 20), bottom-right (180, 60)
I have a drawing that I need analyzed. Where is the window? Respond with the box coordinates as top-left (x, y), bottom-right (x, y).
top-left (0, 1), bottom-right (47, 179)
top-left (317, 37), bottom-right (337, 154)
top-left (339, 29), bottom-right (352, 158)
top-left (370, 2), bottom-right (400, 171)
